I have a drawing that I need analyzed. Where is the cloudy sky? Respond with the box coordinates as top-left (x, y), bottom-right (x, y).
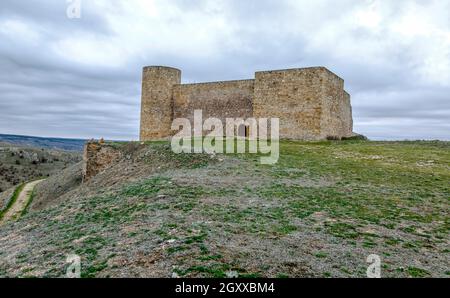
top-left (0, 0), bottom-right (448, 140)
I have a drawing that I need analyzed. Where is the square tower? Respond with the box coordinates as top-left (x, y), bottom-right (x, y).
top-left (253, 67), bottom-right (352, 140)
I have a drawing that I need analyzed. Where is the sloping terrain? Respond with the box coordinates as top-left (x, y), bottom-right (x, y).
top-left (0, 142), bottom-right (81, 192)
top-left (0, 187), bottom-right (15, 215)
top-left (0, 141), bottom-right (448, 278)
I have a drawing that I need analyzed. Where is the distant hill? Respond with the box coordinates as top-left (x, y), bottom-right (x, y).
top-left (0, 140), bottom-right (82, 192)
top-left (0, 134), bottom-right (86, 151)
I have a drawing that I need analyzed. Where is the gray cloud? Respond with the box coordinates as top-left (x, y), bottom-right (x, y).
top-left (0, 0), bottom-right (449, 140)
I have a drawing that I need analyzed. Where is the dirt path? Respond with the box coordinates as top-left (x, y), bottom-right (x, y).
top-left (0, 179), bottom-right (45, 224)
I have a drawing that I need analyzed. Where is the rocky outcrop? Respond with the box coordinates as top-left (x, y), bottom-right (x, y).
top-left (82, 141), bottom-right (122, 182)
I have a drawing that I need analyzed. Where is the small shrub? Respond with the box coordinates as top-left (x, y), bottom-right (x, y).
top-left (342, 134), bottom-right (368, 141)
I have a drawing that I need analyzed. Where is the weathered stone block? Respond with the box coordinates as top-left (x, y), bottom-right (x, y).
top-left (82, 142), bottom-right (122, 182)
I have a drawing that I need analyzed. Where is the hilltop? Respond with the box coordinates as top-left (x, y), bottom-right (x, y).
top-left (0, 140), bottom-right (448, 278)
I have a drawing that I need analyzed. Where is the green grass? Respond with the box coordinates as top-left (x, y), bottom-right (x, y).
top-left (407, 267), bottom-right (431, 278)
top-left (0, 183), bottom-right (25, 221)
top-left (314, 252), bottom-right (328, 258)
top-left (20, 187), bottom-right (37, 217)
top-left (248, 140), bottom-right (450, 242)
top-left (81, 260), bottom-right (108, 278)
top-left (325, 222), bottom-right (360, 239)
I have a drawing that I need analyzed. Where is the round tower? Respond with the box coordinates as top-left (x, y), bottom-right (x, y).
top-left (139, 66), bottom-right (181, 141)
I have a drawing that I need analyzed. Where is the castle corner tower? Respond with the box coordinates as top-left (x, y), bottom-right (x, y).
top-left (140, 66), bottom-right (181, 141)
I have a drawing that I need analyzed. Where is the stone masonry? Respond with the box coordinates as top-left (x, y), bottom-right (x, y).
top-left (82, 141), bottom-right (122, 182)
top-left (140, 66), bottom-right (354, 141)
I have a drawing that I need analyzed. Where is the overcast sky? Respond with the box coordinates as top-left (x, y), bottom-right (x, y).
top-left (0, 0), bottom-right (448, 140)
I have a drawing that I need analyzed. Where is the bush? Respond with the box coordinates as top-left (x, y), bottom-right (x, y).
top-left (342, 133), bottom-right (368, 141)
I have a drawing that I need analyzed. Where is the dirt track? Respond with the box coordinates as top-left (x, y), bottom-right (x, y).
top-left (0, 179), bottom-right (44, 224)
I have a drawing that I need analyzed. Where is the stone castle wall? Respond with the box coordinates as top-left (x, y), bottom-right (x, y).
top-left (319, 69), bottom-right (353, 139)
top-left (139, 66), bottom-right (353, 141)
top-left (254, 68), bottom-right (324, 139)
top-left (173, 80), bottom-right (254, 136)
top-left (342, 91), bottom-right (353, 136)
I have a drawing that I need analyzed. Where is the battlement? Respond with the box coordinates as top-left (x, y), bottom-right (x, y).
top-left (139, 66), bottom-right (353, 141)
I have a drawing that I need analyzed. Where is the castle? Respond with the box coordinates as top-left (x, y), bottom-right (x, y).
top-left (140, 66), bottom-right (353, 141)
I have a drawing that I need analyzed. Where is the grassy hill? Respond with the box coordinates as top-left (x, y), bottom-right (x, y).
top-left (0, 140), bottom-right (448, 278)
